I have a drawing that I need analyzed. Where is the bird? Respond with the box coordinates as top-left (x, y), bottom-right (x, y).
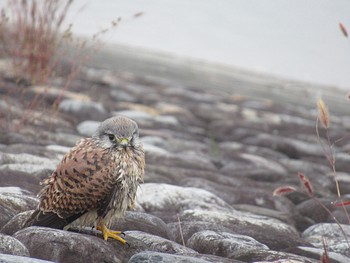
top-left (25, 116), bottom-right (145, 244)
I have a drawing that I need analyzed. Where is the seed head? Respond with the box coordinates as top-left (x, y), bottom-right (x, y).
top-left (317, 99), bottom-right (330, 129)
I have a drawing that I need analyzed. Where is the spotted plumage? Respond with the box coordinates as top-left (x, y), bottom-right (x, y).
top-left (26, 116), bottom-right (145, 243)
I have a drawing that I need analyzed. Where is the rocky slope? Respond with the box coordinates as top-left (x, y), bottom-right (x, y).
top-left (0, 52), bottom-right (350, 263)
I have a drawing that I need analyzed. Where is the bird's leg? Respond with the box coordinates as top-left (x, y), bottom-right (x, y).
top-left (96, 223), bottom-right (127, 245)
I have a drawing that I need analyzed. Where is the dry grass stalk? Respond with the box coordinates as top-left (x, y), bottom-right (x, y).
top-left (339, 22), bottom-right (348, 38)
top-left (298, 172), bottom-right (313, 196)
top-left (0, 0), bottom-right (120, 132)
top-left (317, 99), bottom-right (330, 129)
top-left (320, 237), bottom-right (330, 263)
top-left (177, 214), bottom-right (186, 247)
top-left (315, 99), bottom-right (350, 223)
top-left (272, 186), bottom-right (296, 196)
top-left (0, 0), bottom-right (73, 84)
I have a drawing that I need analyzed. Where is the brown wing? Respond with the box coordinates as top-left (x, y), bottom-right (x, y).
top-left (34, 138), bottom-right (116, 225)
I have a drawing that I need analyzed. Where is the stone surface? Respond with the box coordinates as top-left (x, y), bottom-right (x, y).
top-left (187, 231), bottom-right (269, 259)
top-left (0, 234), bottom-right (29, 257)
top-left (1, 211), bottom-right (34, 236)
top-left (302, 223), bottom-right (350, 257)
top-left (76, 120), bottom-right (100, 136)
top-left (58, 99), bottom-right (108, 121)
top-left (0, 254), bottom-right (54, 263)
top-left (13, 227), bottom-right (129, 263)
top-left (136, 183), bottom-right (232, 222)
top-left (128, 251), bottom-right (241, 263)
top-left (0, 193), bottom-right (38, 229)
top-left (114, 211), bottom-right (173, 240)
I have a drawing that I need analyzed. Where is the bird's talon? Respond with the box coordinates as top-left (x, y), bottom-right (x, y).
top-left (97, 224), bottom-right (127, 245)
top-left (121, 231), bottom-right (126, 236)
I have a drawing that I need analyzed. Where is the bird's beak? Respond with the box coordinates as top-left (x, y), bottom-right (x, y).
top-left (118, 138), bottom-right (129, 148)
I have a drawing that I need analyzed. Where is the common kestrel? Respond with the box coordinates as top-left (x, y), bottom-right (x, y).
top-left (25, 116), bottom-right (145, 244)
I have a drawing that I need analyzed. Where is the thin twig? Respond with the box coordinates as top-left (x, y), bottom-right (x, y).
top-left (177, 214), bottom-right (186, 247)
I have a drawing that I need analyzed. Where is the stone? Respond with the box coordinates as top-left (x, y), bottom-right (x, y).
top-left (242, 133), bottom-right (325, 159)
top-left (128, 251), bottom-right (213, 263)
top-left (136, 183), bottom-right (232, 222)
top-left (0, 193), bottom-right (38, 229)
top-left (143, 144), bottom-right (169, 155)
top-left (0, 170), bottom-right (41, 194)
top-left (0, 254), bottom-right (54, 263)
top-left (125, 231), bottom-right (196, 254)
top-left (0, 153), bottom-right (58, 174)
top-left (178, 209), bottom-right (307, 250)
top-left (112, 211), bottom-right (172, 240)
top-left (234, 249), bottom-right (319, 263)
top-left (284, 246), bottom-right (350, 263)
top-left (187, 230), bottom-right (269, 259)
top-left (0, 234), bottom-right (29, 257)
top-left (302, 223), bottom-right (350, 257)
top-left (296, 198), bottom-right (336, 224)
top-left (113, 110), bottom-right (152, 121)
top-left (1, 210), bottom-right (34, 236)
top-left (146, 151), bottom-right (216, 172)
top-left (154, 115), bottom-right (179, 126)
top-left (76, 121), bottom-right (100, 136)
top-left (58, 99), bottom-right (108, 121)
top-left (13, 227), bottom-right (132, 263)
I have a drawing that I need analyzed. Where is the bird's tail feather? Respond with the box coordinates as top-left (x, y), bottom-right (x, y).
top-left (24, 209), bottom-right (82, 230)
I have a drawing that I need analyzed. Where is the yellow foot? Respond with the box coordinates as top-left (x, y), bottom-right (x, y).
top-left (96, 224), bottom-right (127, 245)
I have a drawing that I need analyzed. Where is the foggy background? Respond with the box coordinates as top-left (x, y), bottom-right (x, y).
top-left (66, 0), bottom-right (350, 90)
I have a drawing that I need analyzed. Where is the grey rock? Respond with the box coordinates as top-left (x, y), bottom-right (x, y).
top-left (243, 133), bottom-right (324, 159)
top-left (302, 223), bottom-right (350, 257)
top-left (13, 227), bottom-right (124, 263)
top-left (113, 211), bottom-right (173, 240)
top-left (178, 209), bottom-right (307, 250)
top-left (128, 251), bottom-right (211, 263)
top-left (126, 231), bottom-right (196, 254)
top-left (219, 142), bottom-right (289, 163)
top-left (45, 145), bottom-right (70, 155)
top-left (154, 115), bottom-right (179, 126)
top-left (0, 254), bottom-right (54, 263)
top-left (178, 177), bottom-right (244, 206)
top-left (232, 204), bottom-right (297, 227)
top-left (136, 183), bottom-right (232, 222)
top-left (54, 133), bottom-right (82, 147)
top-left (1, 210), bottom-right (34, 236)
top-left (168, 221), bottom-right (236, 245)
top-left (239, 153), bottom-right (287, 176)
top-left (141, 136), bottom-right (168, 148)
top-left (0, 170), bottom-right (41, 194)
top-left (58, 99), bottom-right (108, 121)
top-left (143, 144), bottom-right (169, 155)
top-left (76, 121), bottom-right (100, 136)
top-left (0, 193), bottom-right (38, 229)
top-left (110, 89), bottom-right (136, 102)
top-left (187, 230), bottom-right (268, 259)
top-left (113, 110), bottom-right (152, 121)
top-left (235, 249), bottom-right (319, 263)
top-left (220, 162), bottom-right (286, 182)
top-left (295, 246), bottom-right (350, 263)
top-left (163, 87), bottom-right (221, 103)
top-left (0, 234), bottom-right (29, 257)
top-left (296, 198), bottom-right (336, 224)
top-left (0, 153), bottom-right (58, 174)
top-left (146, 151), bottom-right (215, 171)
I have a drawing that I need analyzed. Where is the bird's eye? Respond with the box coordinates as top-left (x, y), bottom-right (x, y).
top-left (108, 134), bottom-right (115, 141)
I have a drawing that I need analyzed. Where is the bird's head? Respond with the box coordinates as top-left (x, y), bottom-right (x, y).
top-left (92, 116), bottom-right (141, 150)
